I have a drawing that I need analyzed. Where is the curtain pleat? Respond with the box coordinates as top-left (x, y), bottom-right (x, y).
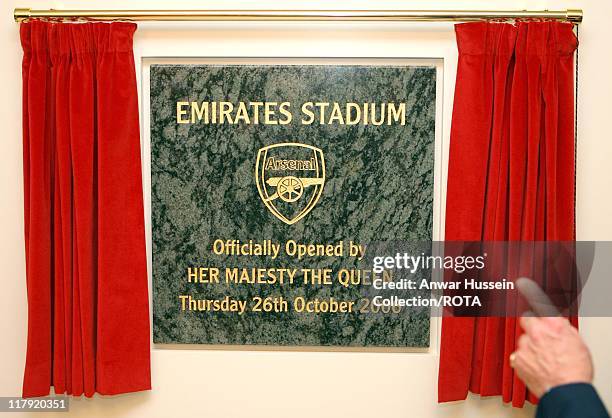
top-left (439, 21), bottom-right (578, 407)
top-left (20, 20), bottom-right (151, 398)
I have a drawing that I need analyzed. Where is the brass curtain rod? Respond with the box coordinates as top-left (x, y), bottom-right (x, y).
top-left (14, 8), bottom-right (583, 24)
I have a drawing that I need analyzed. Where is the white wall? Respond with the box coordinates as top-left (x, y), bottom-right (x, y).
top-left (1, 1), bottom-right (611, 417)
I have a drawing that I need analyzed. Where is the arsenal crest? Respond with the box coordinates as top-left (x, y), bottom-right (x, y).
top-left (255, 143), bottom-right (325, 225)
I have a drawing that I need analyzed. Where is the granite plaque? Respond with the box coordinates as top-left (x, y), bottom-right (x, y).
top-left (151, 64), bottom-right (436, 347)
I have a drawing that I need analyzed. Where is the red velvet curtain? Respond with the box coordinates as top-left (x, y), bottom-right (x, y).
top-left (20, 21), bottom-right (151, 398)
top-left (439, 21), bottom-right (577, 407)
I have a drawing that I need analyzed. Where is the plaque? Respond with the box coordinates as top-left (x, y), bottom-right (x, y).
top-left (151, 63), bottom-right (436, 347)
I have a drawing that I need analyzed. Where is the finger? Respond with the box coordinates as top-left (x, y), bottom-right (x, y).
top-left (520, 314), bottom-right (540, 334)
top-left (541, 316), bottom-right (569, 331)
top-left (512, 349), bottom-right (543, 393)
top-left (511, 352), bottom-right (524, 374)
top-left (517, 333), bottom-right (530, 349)
top-left (509, 352), bottom-right (517, 368)
top-left (516, 277), bottom-right (561, 317)
top-left (511, 351), bottom-right (530, 376)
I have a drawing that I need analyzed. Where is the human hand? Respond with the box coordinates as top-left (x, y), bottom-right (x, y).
top-left (510, 278), bottom-right (594, 398)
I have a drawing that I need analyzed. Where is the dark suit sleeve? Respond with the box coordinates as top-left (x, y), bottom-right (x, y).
top-left (536, 383), bottom-right (610, 418)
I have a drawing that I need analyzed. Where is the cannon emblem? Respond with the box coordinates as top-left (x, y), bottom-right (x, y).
top-left (255, 143), bottom-right (325, 225)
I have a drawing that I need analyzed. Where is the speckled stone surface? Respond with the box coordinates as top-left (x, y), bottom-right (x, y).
top-left (151, 64), bottom-right (436, 347)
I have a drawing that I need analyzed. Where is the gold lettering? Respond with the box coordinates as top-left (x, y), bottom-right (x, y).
top-left (191, 101), bottom-right (209, 123)
top-left (250, 102), bottom-right (263, 124)
top-left (211, 102), bottom-right (217, 124)
top-left (387, 103), bottom-right (406, 125)
top-left (370, 103), bottom-right (385, 126)
top-left (176, 102), bottom-right (189, 124)
top-left (219, 102), bottom-right (234, 124)
top-left (264, 102), bottom-right (278, 125)
top-left (315, 102), bottom-right (329, 125)
top-left (345, 103), bottom-right (361, 125)
top-left (301, 102), bottom-right (315, 125)
top-left (327, 102), bottom-right (345, 125)
top-left (278, 102), bottom-right (293, 125)
top-left (234, 102), bottom-right (251, 124)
